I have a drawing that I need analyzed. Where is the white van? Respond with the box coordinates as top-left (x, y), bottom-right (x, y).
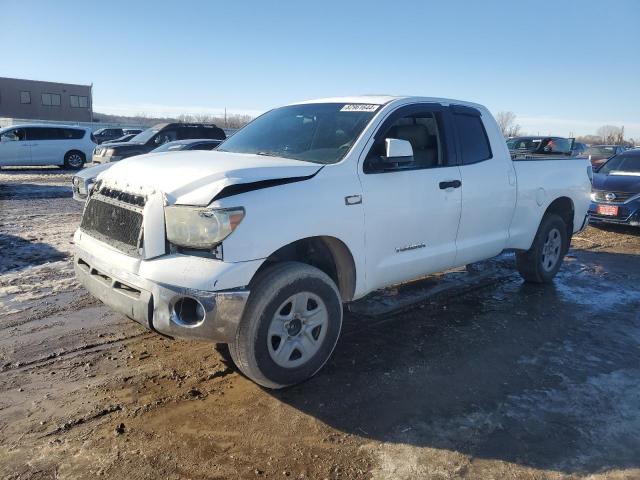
top-left (0, 124), bottom-right (95, 169)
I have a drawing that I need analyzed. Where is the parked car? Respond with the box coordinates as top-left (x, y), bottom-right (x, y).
top-left (74, 96), bottom-right (591, 389)
top-left (584, 145), bottom-right (626, 168)
top-left (91, 123), bottom-right (226, 164)
top-left (72, 138), bottom-right (223, 201)
top-left (507, 136), bottom-right (575, 159)
top-left (0, 124), bottom-right (94, 169)
top-left (589, 149), bottom-right (640, 226)
top-left (103, 133), bottom-right (137, 144)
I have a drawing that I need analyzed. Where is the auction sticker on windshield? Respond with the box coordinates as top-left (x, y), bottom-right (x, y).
top-left (340, 104), bottom-right (380, 112)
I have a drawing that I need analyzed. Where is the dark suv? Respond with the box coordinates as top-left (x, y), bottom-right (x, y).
top-left (91, 123), bottom-right (226, 164)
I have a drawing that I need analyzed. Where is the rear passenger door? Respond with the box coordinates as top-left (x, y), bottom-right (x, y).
top-left (358, 103), bottom-right (463, 291)
top-left (451, 106), bottom-right (516, 266)
top-left (26, 127), bottom-right (57, 165)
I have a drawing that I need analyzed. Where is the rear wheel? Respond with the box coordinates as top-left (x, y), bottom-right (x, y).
top-left (229, 262), bottom-right (343, 389)
top-left (516, 213), bottom-right (568, 283)
top-left (64, 151), bottom-right (85, 169)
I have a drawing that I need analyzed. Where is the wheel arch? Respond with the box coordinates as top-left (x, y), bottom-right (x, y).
top-left (251, 236), bottom-right (357, 302)
top-left (544, 196), bottom-right (574, 240)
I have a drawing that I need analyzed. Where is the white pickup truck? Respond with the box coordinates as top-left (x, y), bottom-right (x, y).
top-left (74, 96), bottom-right (591, 388)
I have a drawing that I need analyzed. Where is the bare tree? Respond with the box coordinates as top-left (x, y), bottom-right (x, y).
top-left (596, 125), bottom-right (624, 144)
top-left (496, 111), bottom-right (521, 138)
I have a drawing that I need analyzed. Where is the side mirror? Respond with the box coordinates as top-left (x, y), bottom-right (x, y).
top-left (383, 138), bottom-right (413, 163)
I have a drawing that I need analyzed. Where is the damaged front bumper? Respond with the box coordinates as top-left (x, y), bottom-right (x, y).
top-left (74, 233), bottom-right (259, 343)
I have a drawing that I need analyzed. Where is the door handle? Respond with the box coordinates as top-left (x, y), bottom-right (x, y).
top-left (439, 180), bottom-right (462, 189)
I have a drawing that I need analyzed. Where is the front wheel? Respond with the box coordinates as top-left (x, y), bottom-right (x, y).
top-left (516, 213), bottom-right (568, 283)
top-left (229, 262), bottom-right (343, 389)
top-left (64, 151), bottom-right (85, 169)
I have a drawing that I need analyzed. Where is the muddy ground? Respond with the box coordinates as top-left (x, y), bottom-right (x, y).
top-left (1, 167), bottom-right (639, 480)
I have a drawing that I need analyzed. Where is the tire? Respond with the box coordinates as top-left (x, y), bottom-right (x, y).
top-left (229, 262), bottom-right (343, 389)
top-left (64, 150), bottom-right (85, 169)
top-left (516, 213), bottom-right (568, 283)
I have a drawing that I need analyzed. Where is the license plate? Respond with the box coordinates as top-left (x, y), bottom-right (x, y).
top-left (597, 204), bottom-right (618, 216)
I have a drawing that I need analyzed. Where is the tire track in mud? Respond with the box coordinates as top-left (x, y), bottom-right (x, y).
top-left (0, 331), bottom-right (154, 373)
top-left (38, 364), bottom-right (236, 439)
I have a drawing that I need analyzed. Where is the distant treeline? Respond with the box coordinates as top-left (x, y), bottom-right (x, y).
top-left (93, 112), bottom-right (254, 129)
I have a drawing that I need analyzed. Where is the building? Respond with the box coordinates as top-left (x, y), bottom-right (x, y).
top-left (0, 77), bottom-right (92, 123)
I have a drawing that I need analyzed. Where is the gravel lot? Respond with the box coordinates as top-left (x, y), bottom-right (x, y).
top-left (1, 168), bottom-right (639, 480)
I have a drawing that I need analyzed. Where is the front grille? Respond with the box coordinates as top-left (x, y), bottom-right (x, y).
top-left (592, 190), bottom-right (638, 203)
top-left (80, 195), bottom-right (144, 257)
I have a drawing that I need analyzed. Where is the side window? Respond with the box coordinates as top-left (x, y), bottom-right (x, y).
top-left (153, 128), bottom-right (178, 145)
top-left (177, 126), bottom-right (197, 140)
top-left (61, 128), bottom-right (85, 140)
top-left (1, 128), bottom-right (25, 142)
top-left (542, 138), bottom-right (571, 154)
top-left (201, 126), bottom-right (225, 140)
top-left (453, 113), bottom-right (492, 164)
top-left (364, 110), bottom-right (444, 173)
top-left (25, 128), bottom-right (47, 141)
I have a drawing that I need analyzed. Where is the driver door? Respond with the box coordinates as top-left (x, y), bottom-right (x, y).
top-left (0, 128), bottom-right (31, 166)
top-left (357, 104), bottom-right (462, 291)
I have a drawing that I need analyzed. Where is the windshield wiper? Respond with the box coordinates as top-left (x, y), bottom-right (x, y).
top-left (256, 151), bottom-right (280, 157)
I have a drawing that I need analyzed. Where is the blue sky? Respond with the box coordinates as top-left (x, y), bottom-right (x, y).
top-left (1, 0), bottom-right (639, 137)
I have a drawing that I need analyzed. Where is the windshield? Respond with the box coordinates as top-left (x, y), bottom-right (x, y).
top-left (130, 128), bottom-right (159, 144)
top-left (217, 103), bottom-right (379, 164)
top-left (586, 146), bottom-right (616, 156)
top-left (599, 154), bottom-right (640, 175)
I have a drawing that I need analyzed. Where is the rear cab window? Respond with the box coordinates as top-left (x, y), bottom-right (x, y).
top-left (451, 107), bottom-right (492, 165)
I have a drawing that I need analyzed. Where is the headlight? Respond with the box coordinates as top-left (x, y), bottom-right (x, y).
top-left (104, 148), bottom-right (115, 157)
top-left (77, 179), bottom-right (91, 195)
top-left (590, 192), bottom-right (597, 201)
top-left (165, 206), bottom-right (245, 249)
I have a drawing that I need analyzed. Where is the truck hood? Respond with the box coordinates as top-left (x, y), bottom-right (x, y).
top-left (97, 150), bottom-right (323, 205)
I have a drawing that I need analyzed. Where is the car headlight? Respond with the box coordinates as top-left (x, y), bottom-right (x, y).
top-left (104, 148), bottom-right (115, 157)
top-left (590, 192), bottom-right (597, 201)
top-left (165, 206), bottom-right (245, 249)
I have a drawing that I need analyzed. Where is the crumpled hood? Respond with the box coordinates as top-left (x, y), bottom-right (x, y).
top-left (97, 150), bottom-right (323, 205)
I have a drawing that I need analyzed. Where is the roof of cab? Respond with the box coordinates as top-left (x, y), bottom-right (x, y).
top-left (292, 95), bottom-right (487, 111)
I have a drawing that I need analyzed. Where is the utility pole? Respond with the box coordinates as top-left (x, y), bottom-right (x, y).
top-left (224, 107), bottom-right (227, 128)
